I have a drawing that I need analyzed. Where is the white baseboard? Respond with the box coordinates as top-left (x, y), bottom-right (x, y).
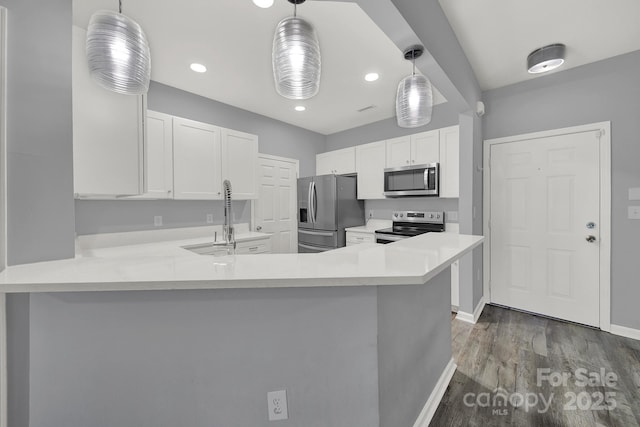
top-left (610, 324), bottom-right (640, 341)
top-left (455, 297), bottom-right (486, 324)
top-left (413, 358), bottom-right (457, 427)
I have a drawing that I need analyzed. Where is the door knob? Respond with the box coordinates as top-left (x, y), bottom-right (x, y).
top-left (256, 226), bottom-right (262, 231)
top-left (586, 235), bottom-right (597, 243)
top-left (586, 222), bottom-right (596, 229)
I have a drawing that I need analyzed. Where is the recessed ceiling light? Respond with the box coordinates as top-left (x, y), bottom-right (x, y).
top-left (253, 0), bottom-right (274, 8)
top-left (190, 63), bottom-right (207, 73)
top-left (295, 106), bottom-right (306, 112)
top-left (364, 72), bottom-right (379, 82)
top-left (527, 44), bottom-right (566, 74)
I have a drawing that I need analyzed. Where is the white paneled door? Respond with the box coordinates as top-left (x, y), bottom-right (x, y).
top-left (255, 155), bottom-right (298, 253)
top-left (490, 131), bottom-right (601, 326)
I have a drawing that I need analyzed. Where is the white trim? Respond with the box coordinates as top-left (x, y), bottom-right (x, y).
top-left (610, 324), bottom-right (640, 341)
top-left (413, 358), bottom-right (457, 427)
top-left (455, 296), bottom-right (485, 324)
top-left (483, 121), bottom-right (612, 331)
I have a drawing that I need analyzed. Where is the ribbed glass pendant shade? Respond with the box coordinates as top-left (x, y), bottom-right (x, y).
top-left (396, 74), bottom-right (433, 128)
top-left (86, 10), bottom-right (151, 95)
top-left (272, 16), bottom-right (321, 100)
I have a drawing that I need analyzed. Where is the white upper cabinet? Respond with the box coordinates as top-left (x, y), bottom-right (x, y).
top-left (138, 110), bottom-right (174, 199)
top-left (72, 26), bottom-right (145, 197)
top-left (439, 125), bottom-right (460, 198)
top-left (356, 141), bottom-right (386, 199)
top-left (221, 128), bottom-right (259, 199)
top-left (385, 135), bottom-right (411, 168)
top-left (172, 117), bottom-right (222, 200)
top-left (316, 147), bottom-right (356, 175)
top-left (411, 129), bottom-right (440, 165)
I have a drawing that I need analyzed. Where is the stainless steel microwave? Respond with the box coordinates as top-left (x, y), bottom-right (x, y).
top-left (383, 163), bottom-right (439, 197)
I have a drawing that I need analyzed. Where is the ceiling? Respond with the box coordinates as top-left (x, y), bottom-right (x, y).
top-left (72, 0), bottom-right (446, 135)
top-left (438, 0), bottom-right (640, 91)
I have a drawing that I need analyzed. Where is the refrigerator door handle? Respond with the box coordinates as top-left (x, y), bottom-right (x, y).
top-left (312, 181), bottom-right (318, 223)
top-left (308, 181), bottom-right (314, 224)
top-left (298, 229), bottom-right (334, 237)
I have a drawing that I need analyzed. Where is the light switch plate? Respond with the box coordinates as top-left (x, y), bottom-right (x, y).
top-left (629, 206), bottom-right (640, 220)
top-left (629, 188), bottom-right (640, 201)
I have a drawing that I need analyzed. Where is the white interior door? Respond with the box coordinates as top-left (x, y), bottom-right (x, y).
top-left (490, 131), bottom-right (601, 326)
top-left (255, 155), bottom-right (298, 253)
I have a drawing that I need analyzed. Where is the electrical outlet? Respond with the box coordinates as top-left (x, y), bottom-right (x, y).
top-left (153, 216), bottom-right (162, 226)
top-left (368, 210), bottom-right (373, 218)
top-left (629, 206), bottom-right (640, 220)
top-left (206, 214), bottom-right (214, 224)
top-left (267, 390), bottom-right (288, 421)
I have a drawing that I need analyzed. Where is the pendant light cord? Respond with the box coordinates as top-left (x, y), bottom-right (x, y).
top-left (412, 50), bottom-right (416, 76)
top-left (294, 1), bottom-right (297, 17)
top-left (119, 0), bottom-right (122, 14)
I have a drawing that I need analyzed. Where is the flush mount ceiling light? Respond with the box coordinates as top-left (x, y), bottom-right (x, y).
top-left (86, 0), bottom-right (151, 95)
top-left (190, 63), bottom-right (207, 73)
top-left (253, 0), bottom-right (274, 8)
top-left (527, 43), bottom-right (566, 74)
top-left (272, 0), bottom-right (321, 100)
top-left (294, 105), bottom-right (306, 111)
top-left (364, 72), bottom-right (379, 82)
top-left (396, 45), bottom-right (432, 128)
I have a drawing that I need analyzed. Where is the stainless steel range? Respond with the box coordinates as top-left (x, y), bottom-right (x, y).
top-left (375, 211), bottom-right (445, 244)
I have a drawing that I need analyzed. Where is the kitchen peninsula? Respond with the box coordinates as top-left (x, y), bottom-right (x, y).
top-left (0, 232), bottom-right (482, 427)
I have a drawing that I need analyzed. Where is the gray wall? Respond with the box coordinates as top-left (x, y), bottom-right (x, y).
top-left (365, 198), bottom-right (459, 224)
top-left (7, 294), bottom-right (29, 427)
top-left (482, 50), bottom-right (640, 330)
top-left (325, 101), bottom-right (459, 151)
top-left (3, 0), bottom-right (76, 265)
top-left (75, 200), bottom-right (251, 235)
top-left (29, 287), bottom-right (380, 427)
top-left (377, 270), bottom-right (451, 427)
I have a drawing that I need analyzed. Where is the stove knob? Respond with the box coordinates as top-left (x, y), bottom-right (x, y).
top-left (436, 214), bottom-right (441, 219)
top-left (429, 214), bottom-right (434, 219)
top-left (393, 213), bottom-right (398, 218)
top-left (399, 213), bottom-right (404, 218)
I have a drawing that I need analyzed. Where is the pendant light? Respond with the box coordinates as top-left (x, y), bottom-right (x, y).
top-left (272, 0), bottom-right (321, 100)
top-left (86, 0), bottom-right (151, 95)
top-left (396, 45), bottom-right (433, 128)
top-left (527, 43), bottom-right (565, 74)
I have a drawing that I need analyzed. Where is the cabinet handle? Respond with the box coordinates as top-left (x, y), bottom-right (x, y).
top-left (406, 160), bottom-right (409, 164)
top-left (249, 247), bottom-right (259, 251)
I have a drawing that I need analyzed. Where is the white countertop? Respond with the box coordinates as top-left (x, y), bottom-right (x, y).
top-left (0, 232), bottom-right (483, 293)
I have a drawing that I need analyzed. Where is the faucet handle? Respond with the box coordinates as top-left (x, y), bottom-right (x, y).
top-left (214, 231), bottom-right (217, 242)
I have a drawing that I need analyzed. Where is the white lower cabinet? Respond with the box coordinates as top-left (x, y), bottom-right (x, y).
top-left (355, 141), bottom-right (386, 199)
top-left (72, 26), bottom-right (145, 197)
top-left (451, 259), bottom-right (460, 308)
top-left (346, 231), bottom-right (376, 246)
top-left (235, 237), bottom-right (271, 254)
top-left (173, 117), bottom-right (223, 200)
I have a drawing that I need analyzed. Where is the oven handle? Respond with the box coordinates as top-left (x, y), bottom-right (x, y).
top-left (374, 234), bottom-right (407, 242)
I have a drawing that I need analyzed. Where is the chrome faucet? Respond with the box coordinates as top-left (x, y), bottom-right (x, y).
top-left (212, 180), bottom-right (236, 253)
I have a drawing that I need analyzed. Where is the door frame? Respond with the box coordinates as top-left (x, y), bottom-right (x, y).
top-left (0, 7), bottom-right (7, 427)
top-left (251, 153), bottom-right (299, 244)
top-left (483, 121), bottom-right (611, 331)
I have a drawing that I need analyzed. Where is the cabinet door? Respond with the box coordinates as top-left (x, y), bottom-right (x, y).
top-left (439, 125), bottom-right (459, 198)
top-left (316, 152), bottom-right (333, 175)
top-left (411, 129), bottom-right (440, 165)
top-left (173, 117), bottom-right (222, 200)
top-left (72, 26), bottom-right (144, 197)
top-left (356, 140), bottom-right (386, 199)
top-left (332, 147), bottom-right (356, 175)
top-left (221, 128), bottom-right (258, 199)
top-left (141, 110), bottom-right (174, 199)
top-left (316, 147), bottom-right (356, 175)
top-left (385, 136), bottom-right (411, 168)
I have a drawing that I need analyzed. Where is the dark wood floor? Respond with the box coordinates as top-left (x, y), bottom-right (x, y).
top-left (432, 305), bottom-right (640, 426)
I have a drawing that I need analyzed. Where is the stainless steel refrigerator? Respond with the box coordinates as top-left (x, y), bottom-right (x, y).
top-left (297, 175), bottom-right (365, 253)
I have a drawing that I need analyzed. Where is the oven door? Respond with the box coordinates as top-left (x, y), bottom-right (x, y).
top-left (375, 233), bottom-right (408, 244)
